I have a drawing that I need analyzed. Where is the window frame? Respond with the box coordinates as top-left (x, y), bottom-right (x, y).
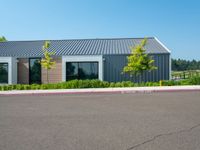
top-left (66, 61), bottom-right (99, 81)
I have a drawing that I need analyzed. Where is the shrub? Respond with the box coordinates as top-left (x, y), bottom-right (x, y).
top-left (12, 84), bottom-right (17, 90)
top-left (179, 79), bottom-right (190, 85)
top-left (2, 85), bottom-right (8, 91)
top-left (16, 84), bottom-right (24, 90)
top-left (7, 85), bottom-right (13, 90)
top-left (138, 82), bottom-right (146, 87)
top-left (152, 82), bottom-right (160, 86)
top-left (78, 80), bottom-right (90, 88)
top-left (41, 84), bottom-right (48, 90)
top-left (133, 83), bottom-right (139, 87)
top-left (99, 81), bottom-right (110, 88)
top-left (113, 82), bottom-right (120, 87)
top-left (109, 82), bottom-right (115, 87)
top-left (121, 81), bottom-right (134, 87)
top-left (145, 82), bottom-right (155, 86)
top-left (189, 76), bottom-right (200, 85)
top-left (0, 78), bottom-right (200, 91)
top-left (65, 80), bottom-right (79, 88)
top-left (46, 83), bottom-right (58, 89)
top-left (162, 80), bottom-right (178, 86)
top-left (30, 84), bottom-right (41, 90)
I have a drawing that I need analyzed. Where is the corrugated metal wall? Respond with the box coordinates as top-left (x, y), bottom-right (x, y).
top-left (103, 54), bottom-right (170, 82)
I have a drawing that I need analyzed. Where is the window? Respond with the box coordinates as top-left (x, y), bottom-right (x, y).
top-left (66, 62), bottom-right (78, 80)
top-left (29, 58), bottom-right (41, 84)
top-left (66, 62), bottom-right (98, 81)
top-left (0, 63), bottom-right (8, 84)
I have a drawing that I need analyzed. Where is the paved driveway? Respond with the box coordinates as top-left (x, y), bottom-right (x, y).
top-left (0, 92), bottom-right (200, 150)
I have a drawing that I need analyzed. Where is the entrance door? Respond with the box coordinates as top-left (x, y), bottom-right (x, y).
top-left (0, 63), bottom-right (8, 84)
top-left (29, 58), bottom-right (41, 84)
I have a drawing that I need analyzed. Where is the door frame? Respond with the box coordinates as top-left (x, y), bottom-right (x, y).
top-left (29, 58), bottom-right (41, 84)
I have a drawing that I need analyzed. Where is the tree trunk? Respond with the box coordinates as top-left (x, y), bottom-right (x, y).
top-left (47, 69), bottom-right (49, 84)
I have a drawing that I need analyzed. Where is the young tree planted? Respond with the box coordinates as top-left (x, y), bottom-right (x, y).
top-left (0, 36), bottom-right (7, 42)
top-left (40, 41), bottom-right (56, 83)
top-left (123, 38), bottom-right (157, 81)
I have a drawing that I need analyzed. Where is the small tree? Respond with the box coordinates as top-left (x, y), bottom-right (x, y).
top-left (123, 38), bottom-right (157, 81)
top-left (0, 36), bottom-right (7, 42)
top-left (40, 41), bottom-right (56, 83)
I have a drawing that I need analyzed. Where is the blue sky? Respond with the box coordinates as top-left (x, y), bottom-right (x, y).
top-left (1, 0), bottom-right (200, 60)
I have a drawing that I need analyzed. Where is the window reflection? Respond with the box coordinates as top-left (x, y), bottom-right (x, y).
top-left (66, 62), bottom-right (98, 80)
top-left (29, 58), bottom-right (41, 84)
top-left (0, 63), bottom-right (8, 84)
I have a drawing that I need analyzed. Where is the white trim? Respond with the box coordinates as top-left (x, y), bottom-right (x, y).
top-left (62, 55), bottom-right (103, 81)
top-left (154, 37), bottom-right (171, 53)
top-left (0, 57), bottom-right (17, 84)
top-left (169, 54), bottom-right (172, 80)
top-left (154, 37), bottom-right (171, 80)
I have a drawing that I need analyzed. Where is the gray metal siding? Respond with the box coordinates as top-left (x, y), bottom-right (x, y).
top-left (103, 54), bottom-right (170, 82)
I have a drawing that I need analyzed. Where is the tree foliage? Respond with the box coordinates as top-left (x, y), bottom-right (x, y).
top-left (0, 36), bottom-right (7, 42)
top-left (172, 59), bottom-right (200, 71)
top-left (40, 41), bottom-right (56, 83)
top-left (123, 38), bottom-right (157, 76)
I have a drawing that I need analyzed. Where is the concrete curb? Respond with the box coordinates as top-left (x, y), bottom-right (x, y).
top-left (0, 86), bottom-right (200, 96)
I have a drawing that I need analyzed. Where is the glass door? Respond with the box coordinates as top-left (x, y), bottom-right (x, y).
top-left (0, 63), bottom-right (8, 84)
top-left (29, 58), bottom-right (41, 84)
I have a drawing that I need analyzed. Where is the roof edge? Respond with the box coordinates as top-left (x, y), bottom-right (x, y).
top-left (154, 37), bottom-right (171, 53)
top-left (0, 37), bottom-right (155, 43)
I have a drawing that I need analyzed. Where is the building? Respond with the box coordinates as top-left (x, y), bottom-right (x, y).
top-left (0, 37), bottom-right (171, 84)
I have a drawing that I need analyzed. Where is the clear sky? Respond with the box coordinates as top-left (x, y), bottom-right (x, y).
top-left (1, 0), bottom-right (200, 60)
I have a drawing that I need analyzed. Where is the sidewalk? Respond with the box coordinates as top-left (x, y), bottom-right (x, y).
top-left (0, 86), bottom-right (200, 96)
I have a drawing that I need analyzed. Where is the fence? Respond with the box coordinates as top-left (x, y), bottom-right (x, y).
top-left (172, 70), bottom-right (200, 80)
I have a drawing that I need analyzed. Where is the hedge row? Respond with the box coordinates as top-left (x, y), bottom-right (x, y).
top-left (0, 76), bottom-right (200, 91)
top-left (0, 80), bottom-right (159, 91)
top-left (161, 76), bottom-right (200, 86)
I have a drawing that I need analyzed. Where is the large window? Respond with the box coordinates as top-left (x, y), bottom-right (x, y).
top-left (0, 63), bottom-right (8, 84)
top-left (66, 62), bottom-right (98, 81)
top-left (29, 58), bottom-right (41, 84)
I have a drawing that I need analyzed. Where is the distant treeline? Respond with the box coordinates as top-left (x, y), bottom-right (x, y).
top-left (172, 59), bottom-right (200, 71)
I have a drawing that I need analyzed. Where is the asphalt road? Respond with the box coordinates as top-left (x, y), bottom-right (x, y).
top-left (0, 92), bottom-right (200, 150)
